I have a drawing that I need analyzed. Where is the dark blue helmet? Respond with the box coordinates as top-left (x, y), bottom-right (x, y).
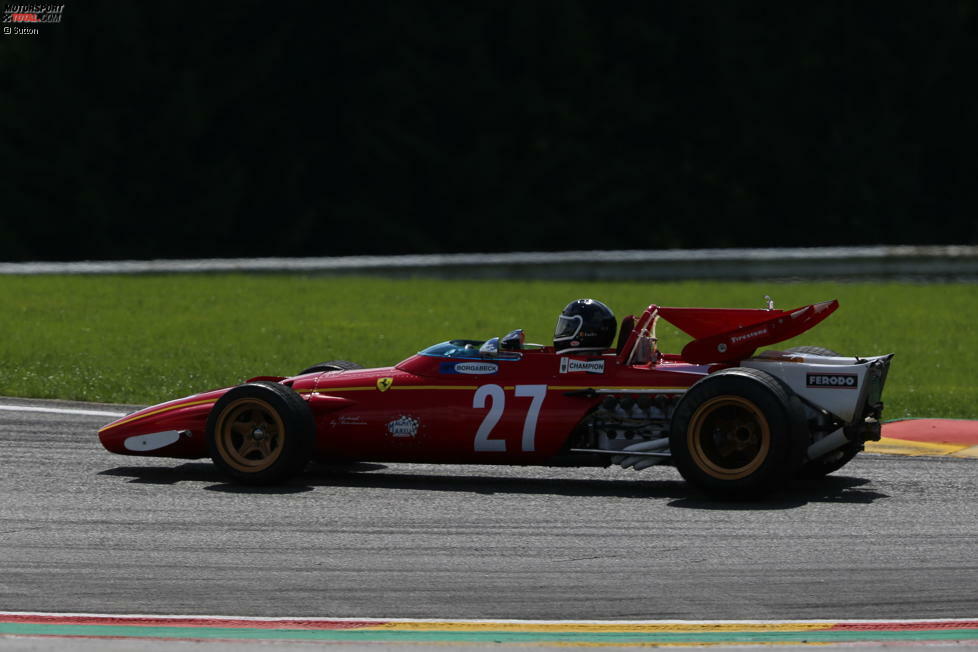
top-left (554, 299), bottom-right (617, 354)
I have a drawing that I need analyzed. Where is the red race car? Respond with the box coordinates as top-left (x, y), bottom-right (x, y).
top-left (98, 298), bottom-right (893, 494)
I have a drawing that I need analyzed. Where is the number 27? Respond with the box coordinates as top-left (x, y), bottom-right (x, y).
top-left (472, 384), bottom-right (547, 452)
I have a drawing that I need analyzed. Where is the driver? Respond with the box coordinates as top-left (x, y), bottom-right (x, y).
top-left (553, 299), bottom-right (617, 354)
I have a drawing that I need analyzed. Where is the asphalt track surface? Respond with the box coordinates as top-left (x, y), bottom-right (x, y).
top-left (2, 398), bottom-right (977, 628)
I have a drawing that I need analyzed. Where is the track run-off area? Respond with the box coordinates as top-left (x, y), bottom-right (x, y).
top-left (2, 398), bottom-right (978, 648)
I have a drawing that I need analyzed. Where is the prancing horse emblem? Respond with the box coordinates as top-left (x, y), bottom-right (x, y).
top-left (376, 377), bottom-right (393, 392)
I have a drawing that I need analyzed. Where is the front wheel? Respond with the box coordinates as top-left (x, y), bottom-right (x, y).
top-left (670, 367), bottom-right (805, 495)
top-left (206, 381), bottom-right (315, 484)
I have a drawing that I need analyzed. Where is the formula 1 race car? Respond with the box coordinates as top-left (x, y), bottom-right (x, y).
top-left (98, 298), bottom-right (893, 495)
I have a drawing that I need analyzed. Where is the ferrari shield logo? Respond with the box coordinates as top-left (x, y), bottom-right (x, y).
top-left (376, 377), bottom-right (393, 392)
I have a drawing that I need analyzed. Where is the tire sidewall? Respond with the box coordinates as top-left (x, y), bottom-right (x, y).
top-left (206, 381), bottom-right (315, 484)
top-left (670, 368), bottom-right (800, 494)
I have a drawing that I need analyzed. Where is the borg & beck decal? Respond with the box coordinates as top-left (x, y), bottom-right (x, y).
top-left (439, 361), bottom-right (499, 375)
top-left (807, 373), bottom-right (858, 388)
top-left (559, 357), bottom-right (605, 374)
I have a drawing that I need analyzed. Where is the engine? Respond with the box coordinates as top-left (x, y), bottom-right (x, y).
top-left (571, 393), bottom-right (681, 470)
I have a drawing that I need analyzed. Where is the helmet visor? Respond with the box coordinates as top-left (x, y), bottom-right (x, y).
top-left (554, 314), bottom-right (583, 341)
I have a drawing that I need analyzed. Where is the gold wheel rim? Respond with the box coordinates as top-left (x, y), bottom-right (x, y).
top-left (687, 395), bottom-right (771, 480)
top-left (214, 398), bottom-right (285, 473)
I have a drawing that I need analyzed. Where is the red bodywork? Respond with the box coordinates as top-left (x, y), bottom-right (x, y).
top-left (98, 300), bottom-right (838, 465)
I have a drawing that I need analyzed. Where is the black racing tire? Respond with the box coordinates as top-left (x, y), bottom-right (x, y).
top-left (206, 381), bottom-right (315, 485)
top-left (670, 367), bottom-right (807, 496)
top-left (298, 360), bottom-right (362, 375)
top-left (785, 346), bottom-right (840, 357)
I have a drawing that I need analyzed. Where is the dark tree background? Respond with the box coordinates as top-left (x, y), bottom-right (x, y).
top-left (1, 2), bottom-right (976, 261)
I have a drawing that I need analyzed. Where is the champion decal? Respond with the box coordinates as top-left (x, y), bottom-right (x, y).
top-left (559, 357), bottom-right (605, 374)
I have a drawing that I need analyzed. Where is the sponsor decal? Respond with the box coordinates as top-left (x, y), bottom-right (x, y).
top-left (730, 327), bottom-right (768, 344)
top-left (806, 373), bottom-right (858, 389)
top-left (330, 415), bottom-right (367, 427)
top-left (376, 377), bottom-right (393, 392)
top-left (559, 357), bottom-right (605, 374)
top-left (386, 415), bottom-right (420, 437)
top-left (439, 361), bottom-right (499, 375)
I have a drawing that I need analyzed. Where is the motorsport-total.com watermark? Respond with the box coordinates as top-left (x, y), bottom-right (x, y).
top-left (3, 3), bottom-right (65, 36)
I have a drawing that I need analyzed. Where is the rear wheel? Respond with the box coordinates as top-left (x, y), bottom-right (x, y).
top-left (670, 368), bottom-right (806, 495)
top-left (298, 360), bottom-right (362, 375)
top-left (207, 381), bottom-right (314, 484)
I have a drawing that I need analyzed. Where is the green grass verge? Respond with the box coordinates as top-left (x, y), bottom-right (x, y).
top-left (0, 275), bottom-right (974, 418)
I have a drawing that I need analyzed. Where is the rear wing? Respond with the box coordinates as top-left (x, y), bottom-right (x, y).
top-left (617, 299), bottom-right (839, 365)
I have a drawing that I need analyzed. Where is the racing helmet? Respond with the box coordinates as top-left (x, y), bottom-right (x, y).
top-left (554, 299), bottom-right (617, 354)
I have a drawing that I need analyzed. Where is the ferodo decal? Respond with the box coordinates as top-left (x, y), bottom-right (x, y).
top-left (439, 361), bottom-right (499, 375)
top-left (376, 377), bottom-right (393, 392)
top-left (387, 415), bottom-right (420, 437)
top-left (807, 373), bottom-right (858, 389)
top-left (559, 358), bottom-right (605, 374)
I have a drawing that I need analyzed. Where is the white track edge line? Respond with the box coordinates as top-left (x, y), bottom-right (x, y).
top-left (1, 611), bottom-right (975, 626)
top-left (0, 405), bottom-right (127, 418)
